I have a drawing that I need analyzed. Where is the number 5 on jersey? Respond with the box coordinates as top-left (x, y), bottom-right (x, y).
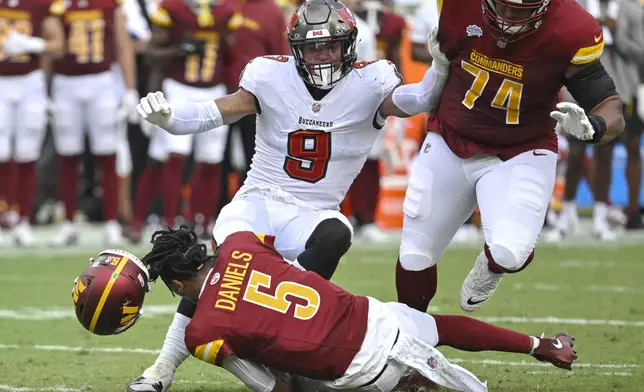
top-left (461, 60), bottom-right (523, 125)
top-left (284, 129), bottom-right (331, 183)
top-left (243, 270), bottom-right (321, 320)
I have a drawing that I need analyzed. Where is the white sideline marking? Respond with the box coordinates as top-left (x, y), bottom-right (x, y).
top-left (479, 316), bottom-right (644, 327)
top-left (0, 381), bottom-right (222, 392)
top-left (450, 358), bottom-right (639, 369)
top-left (524, 371), bottom-right (632, 377)
top-left (2, 307), bottom-right (642, 327)
top-left (0, 343), bottom-right (639, 370)
top-left (0, 386), bottom-right (88, 392)
top-left (513, 283), bottom-right (644, 294)
top-left (0, 305), bottom-right (178, 320)
top-left (558, 260), bottom-right (619, 268)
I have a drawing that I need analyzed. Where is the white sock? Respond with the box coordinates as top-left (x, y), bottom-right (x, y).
top-left (593, 202), bottom-right (608, 228)
top-left (142, 313), bottom-right (191, 378)
top-left (529, 336), bottom-right (540, 354)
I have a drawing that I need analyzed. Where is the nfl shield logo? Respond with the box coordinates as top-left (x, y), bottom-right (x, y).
top-left (312, 102), bottom-right (321, 113)
top-left (428, 357), bottom-right (438, 369)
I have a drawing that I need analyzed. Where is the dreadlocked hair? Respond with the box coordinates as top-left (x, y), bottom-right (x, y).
top-left (141, 225), bottom-right (210, 293)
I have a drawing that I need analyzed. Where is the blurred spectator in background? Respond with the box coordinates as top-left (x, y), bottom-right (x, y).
top-left (114, 0), bottom-right (153, 223)
top-left (221, 0), bottom-right (291, 211)
top-left (0, 0), bottom-right (65, 245)
top-left (125, 0), bottom-right (241, 243)
top-left (614, 0), bottom-right (644, 228)
top-left (346, 0), bottom-right (404, 242)
top-left (549, 0), bottom-right (632, 242)
top-left (49, 0), bottom-right (137, 246)
top-left (408, 0), bottom-right (437, 64)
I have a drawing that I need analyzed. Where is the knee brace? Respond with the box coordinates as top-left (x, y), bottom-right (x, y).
top-left (297, 218), bottom-right (352, 280)
top-left (486, 243), bottom-right (534, 273)
top-left (398, 229), bottom-right (436, 271)
top-left (305, 218), bottom-right (352, 252)
top-left (399, 252), bottom-right (435, 272)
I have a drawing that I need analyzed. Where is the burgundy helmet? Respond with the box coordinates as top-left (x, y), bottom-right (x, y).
top-left (72, 249), bottom-right (150, 336)
top-left (482, 0), bottom-right (550, 43)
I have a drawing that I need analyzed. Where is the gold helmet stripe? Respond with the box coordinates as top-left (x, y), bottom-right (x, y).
top-left (89, 256), bottom-right (129, 333)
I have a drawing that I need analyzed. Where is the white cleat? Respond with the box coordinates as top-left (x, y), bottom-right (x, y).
top-left (593, 224), bottom-right (617, 242)
top-left (543, 228), bottom-right (565, 243)
top-left (127, 367), bottom-right (174, 392)
top-left (51, 220), bottom-right (78, 246)
top-left (2, 210), bottom-right (20, 228)
top-left (607, 206), bottom-right (627, 228)
top-left (103, 220), bottom-right (122, 246)
top-left (127, 377), bottom-right (170, 392)
top-left (13, 220), bottom-right (35, 247)
top-left (359, 223), bottom-right (390, 243)
top-left (544, 207), bottom-right (579, 243)
top-left (460, 253), bottom-right (504, 312)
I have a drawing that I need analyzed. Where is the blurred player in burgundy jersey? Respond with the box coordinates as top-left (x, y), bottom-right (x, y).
top-left (124, 0), bottom-right (242, 244)
top-left (348, 0), bottom-right (406, 242)
top-left (396, 0), bottom-right (625, 314)
top-left (408, 0), bottom-right (438, 64)
top-left (50, 0), bottom-right (137, 246)
top-left (124, 226), bottom-right (576, 392)
top-left (222, 0), bottom-right (290, 181)
top-left (0, 0), bottom-right (64, 245)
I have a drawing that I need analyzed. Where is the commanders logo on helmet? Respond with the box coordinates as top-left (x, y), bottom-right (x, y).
top-left (72, 249), bottom-right (150, 336)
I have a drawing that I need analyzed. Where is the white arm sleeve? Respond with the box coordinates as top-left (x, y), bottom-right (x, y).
top-left (165, 100), bottom-right (223, 135)
top-left (221, 356), bottom-right (277, 392)
top-left (391, 65), bottom-right (448, 116)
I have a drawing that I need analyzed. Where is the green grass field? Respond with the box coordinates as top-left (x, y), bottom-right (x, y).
top-left (1, 240), bottom-right (643, 392)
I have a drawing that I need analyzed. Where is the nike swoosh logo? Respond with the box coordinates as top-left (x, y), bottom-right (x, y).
top-left (594, 35), bottom-right (602, 43)
top-left (552, 338), bottom-right (564, 349)
top-left (533, 150), bottom-right (547, 156)
top-left (467, 297), bottom-right (486, 305)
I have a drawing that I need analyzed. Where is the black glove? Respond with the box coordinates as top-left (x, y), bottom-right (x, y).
top-left (179, 37), bottom-right (206, 56)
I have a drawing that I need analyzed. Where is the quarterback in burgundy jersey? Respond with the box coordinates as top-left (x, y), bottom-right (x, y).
top-left (0, 0), bottom-right (64, 245)
top-left (51, 0), bottom-right (137, 246)
top-left (396, 0), bottom-right (625, 314)
top-left (125, 0), bottom-right (241, 245)
top-left (114, 226), bottom-right (576, 392)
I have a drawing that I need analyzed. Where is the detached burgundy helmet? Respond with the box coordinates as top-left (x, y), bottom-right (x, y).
top-left (72, 249), bottom-right (150, 336)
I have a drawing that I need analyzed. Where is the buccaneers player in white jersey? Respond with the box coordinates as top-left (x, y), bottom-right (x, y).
top-left (130, 0), bottom-right (453, 390)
